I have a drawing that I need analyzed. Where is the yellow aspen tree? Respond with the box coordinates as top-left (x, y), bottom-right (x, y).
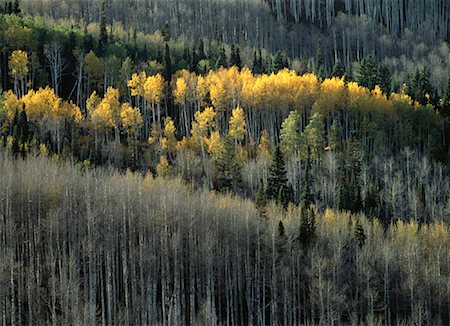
top-left (120, 102), bottom-right (143, 140)
top-left (99, 87), bottom-right (122, 142)
top-left (86, 91), bottom-right (101, 118)
top-left (143, 73), bottom-right (165, 125)
top-left (163, 116), bottom-right (177, 159)
top-left (9, 50), bottom-right (29, 97)
top-left (121, 102), bottom-right (143, 162)
top-left (173, 70), bottom-right (198, 136)
top-left (156, 155), bottom-right (171, 178)
top-left (0, 90), bottom-right (20, 132)
top-left (191, 106), bottom-right (216, 186)
top-left (229, 106), bottom-right (246, 145)
top-left (258, 129), bottom-right (273, 158)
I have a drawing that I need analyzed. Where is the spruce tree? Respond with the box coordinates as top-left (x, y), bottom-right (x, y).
top-left (354, 219), bottom-right (366, 248)
top-left (252, 51), bottom-right (260, 74)
top-left (273, 51), bottom-right (287, 73)
top-left (215, 47), bottom-right (227, 69)
top-left (162, 22), bottom-right (171, 42)
top-left (357, 56), bottom-right (378, 90)
top-left (331, 59), bottom-right (345, 78)
top-left (301, 145), bottom-right (314, 207)
top-left (98, 1), bottom-right (108, 57)
top-left (196, 39), bottom-right (206, 61)
top-left (298, 201), bottom-right (315, 249)
top-left (278, 220), bottom-right (285, 237)
top-left (214, 136), bottom-right (242, 193)
top-left (190, 48), bottom-right (199, 74)
top-left (266, 145), bottom-right (294, 208)
top-left (230, 45), bottom-right (242, 70)
top-left (13, 0), bottom-right (20, 15)
top-left (163, 43), bottom-right (172, 81)
top-left (378, 64), bottom-right (392, 95)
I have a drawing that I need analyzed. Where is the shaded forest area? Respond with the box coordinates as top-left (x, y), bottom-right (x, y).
top-left (1, 153), bottom-right (450, 325)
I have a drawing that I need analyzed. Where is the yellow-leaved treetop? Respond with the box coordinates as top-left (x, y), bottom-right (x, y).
top-left (120, 102), bottom-right (143, 140)
top-left (229, 106), bottom-right (246, 144)
top-left (143, 73), bottom-right (164, 124)
top-left (191, 106), bottom-right (216, 172)
top-left (21, 87), bottom-right (81, 153)
top-left (313, 77), bottom-right (348, 115)
top-left (91, 87), bottom-right (122, 142)
top-left (163, 116), bottom-right (177, 156)
top-left (0, 90), bottom-right (20, 131)
top-left (173, 70), bottom-right (198, 136)
top-left (9, 50), bottom-right (29, 97)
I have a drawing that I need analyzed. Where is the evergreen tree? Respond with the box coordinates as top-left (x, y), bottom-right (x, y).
top-left (196, 39), bottom-right (206, 60)
top-left (441, 77), bottom-right (450, 118)
top-left (215, 47), bottom-right (227, 69)
top-left (354, 219), bottom-right (366, 248)
top-left (162, 22), bottom-right (171, 42)
top-left (273, 51), bottom-right (287, 73)
top-left (18, 109), bottom-right (29, 144)
top-left (315, 41), bottom-right (324, 77)
top-left (11, 126), bottom-right (20, 158)
top-left (213, 136), bottom-right (242, 193)
top-left (411, 67), bottom-right (433, 105)
top-left (301, 145), bottom-right (314, 207)
top-left (98, 1), bottom-right (109, 57)
top-left (7, 2), bottom-right (12, 15)
top-left (298, 201), bottom-right (315, 249)
top-left (378, 64), bottom-right (392, 95)
top-left (83, 25), bottom-right (95, 53)
top-left (331, 59), bottom-right (345, 78)
top-left (266, 145), bottom-right (292, 208)
top-left (13, 0), bottom-right (20, 15)
top-left (190, 48), bottom-right (199, 74)
top-left (278, 220), bottom-right (285, 237)
top-left (230, 45), bottom-right (242, 69)
top-left (163, 43), bottom-right (172, 81)
top-left (357, 56), bottom-right (378, 90)
top-left (338, 139), bottom-right (363, 212)
top-left (252, 51), bottom-right (261, 74)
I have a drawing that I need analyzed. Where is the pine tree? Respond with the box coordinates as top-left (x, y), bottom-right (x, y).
top-left (338, 140), bottom-right (363, 212)
top-left (162, 22), bottom-right (171, 42)
top-left (13, 0), bottom-right (20, 15)
top-left (196, 39), bottom-right (206, 60)
top-left (378, 64), bottom-right (392, 95)
top-left (98, 0), bottom-right (109, 57)
top-left (278, 220), bottom-right (285, 237)
top-left (331, 59), bottom-right (345, 78)
top-left (230, 45), bottom-right (242, 70)
top-left (190, 48), bottom-right (199, 74)
top-left (252, 51), bottom-right (261, 74)
top-left (266, 145), bottom-right (292, 208)
top-left (411, 67), bottom-right (433, 105)
top-left (357, 56), bottom-right (378, 90)
top-left (273, 51), bottom-right (287, 73)
top-left (18, 109), bottom-right (29, 144)
top-left (298, 201), bottom-right (315, 249)
top-left (354, 219), bottom-right (366, 248)
top-left (215, 47), bottom-right (227, 69)
top-left (213, 136), bottom-right (242, 193)
top-left (163, 43), bottom-right (172, 81)
top-left (301, 145), bottom-right (314, 207)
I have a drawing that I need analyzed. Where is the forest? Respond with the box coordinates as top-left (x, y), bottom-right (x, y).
top-left (1, 0), bottom-right (450, 324)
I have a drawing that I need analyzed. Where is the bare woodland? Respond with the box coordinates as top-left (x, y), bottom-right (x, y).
top-left (1, 153), bottom-right (450, 325)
